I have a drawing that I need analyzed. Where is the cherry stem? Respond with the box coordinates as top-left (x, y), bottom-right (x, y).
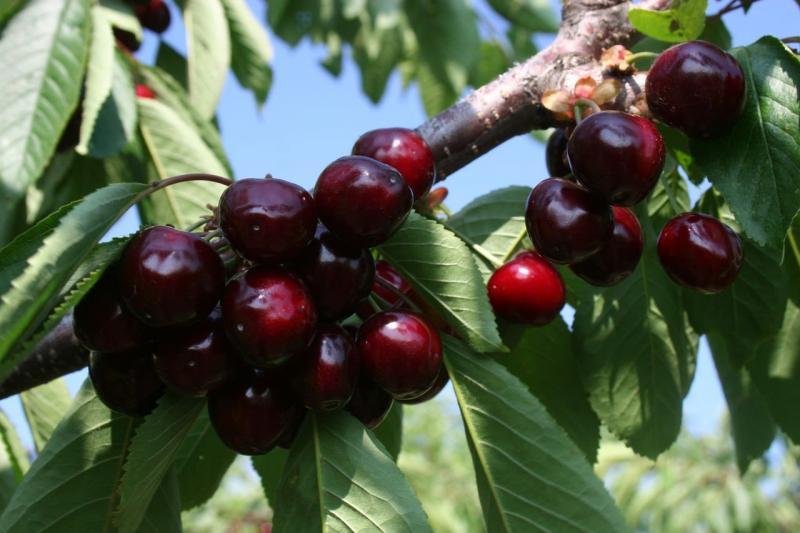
top-left (131, 173), bottom-right (233, 207)
top-left (367, 295), bottom-right (383, 314)
top-left (626, 51), bottom-right (658, 64)
top-left (499, 226), bottom-right (529, 264)
top-left (783, 36), bottom-right (800, 44)
top-left (374, 276), bottom-right (424, 314)
top-left (573, 99), bottom-right (601, 124)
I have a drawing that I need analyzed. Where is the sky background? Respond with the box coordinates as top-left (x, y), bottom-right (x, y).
top-left (2, 0), bottom-right (798, 455)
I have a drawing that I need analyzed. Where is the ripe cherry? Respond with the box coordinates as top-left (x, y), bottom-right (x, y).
top-left (314, 156), bottom-right (413, 247)
top-left (357, 311), bottom-right (442, 401)
top-left (570, 207), bottom-right (644, 286)
top-left (219, 178), bottom-right (317, 264)
top-left (525, 178), bottom-right (613, 264)
top-left (355, 260), bottom-right (414, 320)
top-left (399, 368), bottom-right (449, 405)
top-left (294, 324), bottom-right (359, 411)
top-left (346, 376), bottom-right (394, 429)
top-left (487, 251), bottom-right (565, 325)
top-left (208, 369), bottom-right (303, 455)
top-left (297, 225), bottom-right (375, 320)
top-left (113, 28), bottom-right (141, 53)
top-left (120, 226), bottom-right (225, 327)
top-left (646, 41), bottom-right (746, 138)
top-left (657, 213), bottom-right (743, 293)
top-left (545, 129), bottom-right (571, 177)
top-left (222, 266), bottom-right (317, 367)
top-left (136, 0), bottom-right (171, 34)
top-left (90, 350), bottom-right (165, 417)
top-left (135, 84), bottom-right (156, 99)
top-left (152, 309), bottom-right (238, 397)
top-left (352, 127), bottom-right (436, 199)
top-left (567, 111), bottom-right (665, 206)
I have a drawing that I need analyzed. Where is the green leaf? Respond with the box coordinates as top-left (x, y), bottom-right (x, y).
top-left (115, 395), bottom-right (204, 532)
top-left (354, 25), bottom-right (404, 103)
top-left (25, 153), bottom-right (108, 224)
top-left (98, 0), bottom-right (143, 41)
top-left (647, 167), bottom-right (692, 229)
top-left (76, 7), bottom-right (114, 155)
top-left (19, 378), bottom-right (72, 453)
top-left (373, 403), bottom-right (403, 461)
top-left (693, 37), bottom-right (800, 253)
top-left (486, 0), bottom-right (557, 33)
top-left (183, 0), bottom-right (231, 120)
top-left (272, 412), bottom-right (431, 532)
top-left (0, 424), bottom-right (20, 514)
top-left (468, 40), bottom-right (511, 89)
top-left (628, 0), bottom-right (707, 43)
top-left (0, 0), bottom-right (24, 25)
top-left (444, 336), bottom-right (628, 532)
top-left (222, 0), bottom-right (273, 106)
top-left (416, 62), bottom-right (459, 116)
top-left (155, 42), bottom-right (189, 90)
top-left (0, 410), bottom-right (29, 481)
top-left (378, 212), bottom-right (504, 353)
top-left (252, 448), bottom-right (289, 506)
top-left (136, 468), bottom-right (182, 533)
top-left (0, 0), bottom-right (91, 215)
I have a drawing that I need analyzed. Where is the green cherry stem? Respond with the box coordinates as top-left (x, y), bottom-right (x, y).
top-left (443, 223), bottom-right (504, 269)
top-left (573, 98), bottom-right (601, 124)
top-left (626, 51), bottom-right (659, 64)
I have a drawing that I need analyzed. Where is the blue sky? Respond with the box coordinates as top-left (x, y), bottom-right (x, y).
top-left (2, 0), bottom-right (798, 451)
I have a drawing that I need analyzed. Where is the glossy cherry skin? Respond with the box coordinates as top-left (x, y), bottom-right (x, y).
top-left (219, 178), bottom-right (317, 264)
top-left (89, 350), bottom-right (165, 417)
top-left (222, 266), bottom-right (317, 367)
top-left (568, 111), bottom-right (665, 206)
top-left (152, 310), bottom-right (238, 397)
top-left (399, 368), bottom-right (449, 405)
top-left (657, 213), bottom-right (743, 293)
top-left (120, 226), bottom-right (225, 327)
top-left (646, 41), bottom-right (746, 139)
top-left (352, 127), bottom-right (436, 200)
top-left (208, 369), bottom-right (303, 455)
top-left (570, 207), bottom-right (644, 286)
top-left (294, 324), bottom-right (359, 411)
top-left (346, 376), bottom-right (394, 429)
top-left (357, 311), bottom-right (442, 401)
top-left (297, 226), bottom-right (375, 320)
top-left (136, 0), bottom-right (171, 33)
top-left (525, 178), bottom-right (614, 264)
top-left (545, 129), bottom-right (571, 177)
top-left (487, 251), bottom-right (565, 325)
top-left (314, 156), bottom-right (413, 247)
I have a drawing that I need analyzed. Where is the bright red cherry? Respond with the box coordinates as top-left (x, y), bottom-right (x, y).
top-left (570, 207), bottom-right (644, 286)
top-left (657, 213), bottom-right (743, 293)
top-left (525, 178), bottom-right (613, 264)
top-left (297, 225), bottom-right (375, 320)
top-left (90, 350), bottom-right (165, 416)
top-left (136, 0), bottom-right (171, 33)
top-left (399, 368), bottom-right (449, 405)
top-left (294, 324), bottom-right (359, 411)
top-left (567, 111), bottom-right (665, 206)
top-left (346, 376), bottom-right (394, 429)
top-left (219, 178), bottom-right (317, 264)
top-left (121, 226), bottom-right (225, 327)
top-left (314, 156), bottom-right (413, 247)
top-left (545, 129), bottom-right (571, 177)
top-left (352, 127), bottom-right (436, 199)
top-left (222, 267), bottom-right (317, 367)
top-left (208, 369), bottom-right (303, 455)
top-left (646, 41), bottom-right (746, 138)
top-left (135, 84), bottom-right (156, 99)
top-left (487, 251), bottom-right (565, 325)
top-left (357, 311), bottom-right (442, 401)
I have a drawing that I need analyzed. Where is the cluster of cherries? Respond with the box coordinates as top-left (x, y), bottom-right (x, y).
top-left (76, 127), bottom-right (449, 455)
top-left (487, 40), bottom-right (747, 327)
top-left (114, 0), bottom-right (172, 53)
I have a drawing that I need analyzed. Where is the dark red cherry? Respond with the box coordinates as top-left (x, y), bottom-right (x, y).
top-left (208, 369), bottom-right (303, 455)
top-left (399, 368), bottom-right (449, 405)
top-left (295, 324), bottom-right (359, 411)
top-left (219, 178), bottom-right (317, 264)
top-left (570, 207), bottom-right (644, 286)
top-left (120, 226), bottom-right (225, 327)
top-left (222, 266), bottom-right (317, 367)
top-left (356, 260), bottom-right (414, 318)
top-left (153, 310), bottom-right (238, 397)
top-left (525, 178), bottom-right (613, 264)
top-left (297, 226), bottom-right (375, 320)
top-left (567, 111), bottom-right (665, 206)
top-left (74, 267), bottom-right (149, 353)
top-left (136, 0), bottom-right (171, 33)
top-left (352, 127), bottom-right (435, 199)
top-left (314, 156), bottom-right (413, 247)
top-left (89, 349), bottom-right (165, 417)
top-left (487, 251), bottom-right (565, 325)
top-left (657, 213), bottom-right (743, 293)
top-left (646, 41), bottom-right (746, 139)
top-left (357, 311), bottom-right (442, 401)
top-left (113, 28), bottom-right (141, 53)
top-left (545, 129), bottom-right (571, 177)
top-left (346, 376), bottom-right (393, 429)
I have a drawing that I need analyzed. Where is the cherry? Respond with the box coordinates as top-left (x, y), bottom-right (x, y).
top-left (525, 178), bottom-right (613, 264)
top-left (222, 266), bottom-right (317, 367)
top-left (357, 311), bottom-right (442, 401)
top-left (208, 368), bottom-right (302, 455)
top-left (567, 111), bottom-right (665, 206)
top-left (294, 324), bottom-right (359, 411)
top-left (89, 350), bottom-right (165, 417)
top-left (352, 127), bottom-right (436, 200)
top-left (219, 178), bottom-right (317, 264)
top-left (646, 41), bottom-right (746, 139)
top-left (657, 213), bottom-right (743, 293)
top-left (570, 207), bottom-right (644, 286)
top-left (545, 129), bottom-right (571, 177)
top-left (135, 84), bottom-right (156, 99)
top-left (120, 226), bottom-right (225, 327)
top-left (346, 376), bottom-right (394, 429)
top-left (487, 251), bottom-right (565, 325)
top-left (356, 260), bottom-right (413, 319)
top-left (113, 28), bottom-right (141, 53)
top-left (399, 368), bottom-right (449, 405)
top-left (152, 309), bottom-right (238, 397)
top-left (74, 266), bottom-right (149, 353)
top-left (136, 0), bottom-right (171, 34)
top-left (314, 156), bottom-right (413, 247)
top-left (297, 225), bottom-right (375, 320)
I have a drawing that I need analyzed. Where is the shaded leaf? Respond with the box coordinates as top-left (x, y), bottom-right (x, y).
top-left (19, 378), bottom-right (72, 453)
top-left (155, 42), bottom-right (189, 90)
top-left (98, 0), bottom-right (143, 40)
top-left (222, 0), bottom-right (274, 106)
top-left (76, 7), bottom-right (115, 155)
top-left (486, 0), bottom-right (557, 33)
top-left (252, 448), bottom-right (289, 506)
top-left (0, 410), bottom-right (29, 481)
top-left (373, 402), bottom-right (403, 461)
